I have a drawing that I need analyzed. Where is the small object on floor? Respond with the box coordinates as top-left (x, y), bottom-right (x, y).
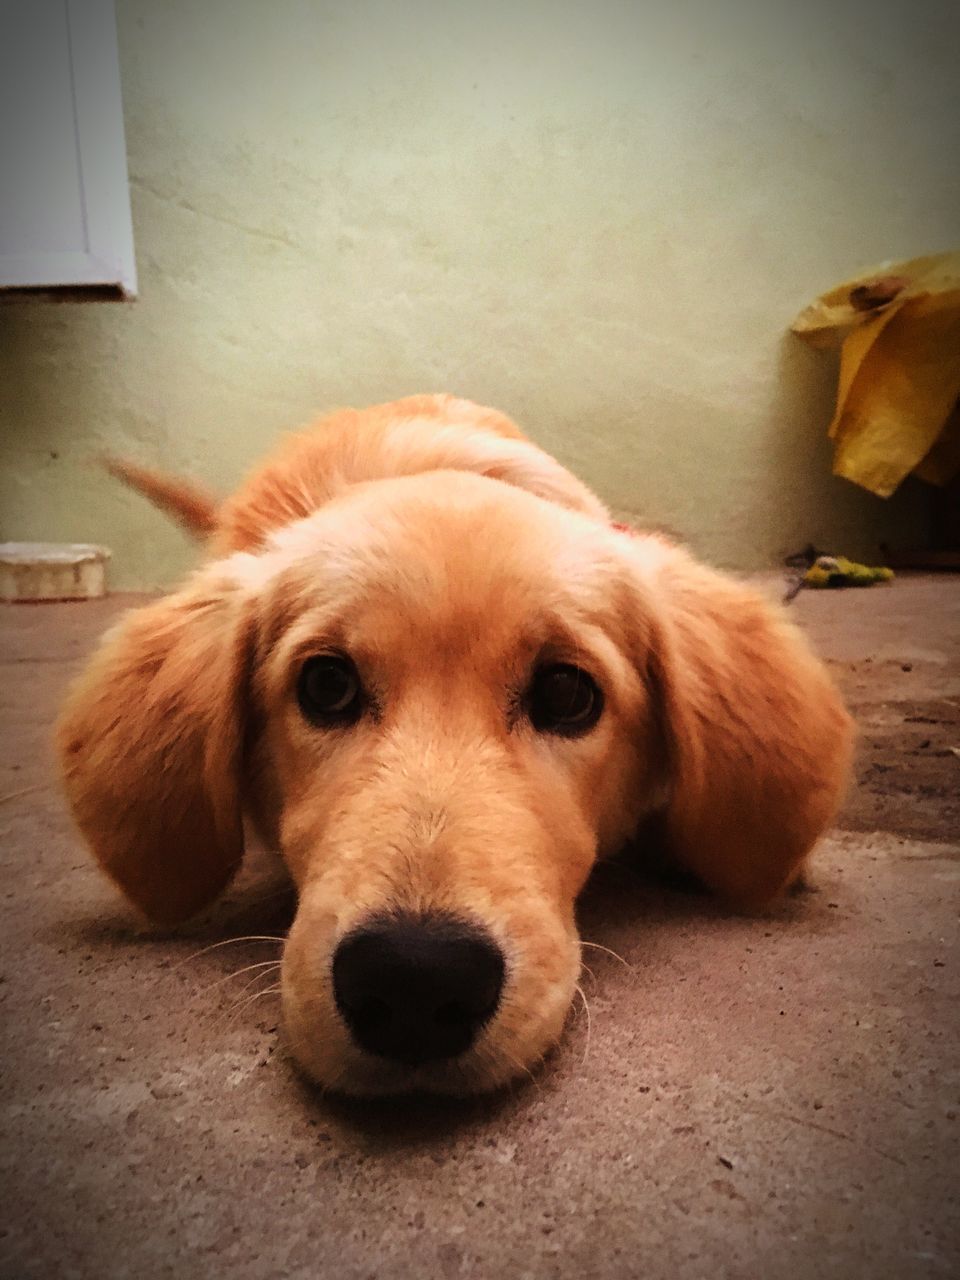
top-left (804, 555), bottom-right (894, 589)
top-left (0, 542), bottom-right (111, 602)
top-left (782, 548), bottom-right (894, 602)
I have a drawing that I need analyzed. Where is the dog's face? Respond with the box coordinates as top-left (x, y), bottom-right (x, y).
top-left (58, 467), bottom-right (852, 1096)
top-left (244, 473), bottom-right (666, 1093)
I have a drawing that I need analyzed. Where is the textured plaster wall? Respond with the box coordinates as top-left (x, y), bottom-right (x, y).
top-left (2, 0), bottom-right (957, 589)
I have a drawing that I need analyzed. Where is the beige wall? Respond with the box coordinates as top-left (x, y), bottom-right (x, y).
top-left (2, 0), bottom-right (957, 589)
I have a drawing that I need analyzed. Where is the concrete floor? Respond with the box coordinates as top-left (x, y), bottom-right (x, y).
top-left (1, 575), bottom-right (957, 1280)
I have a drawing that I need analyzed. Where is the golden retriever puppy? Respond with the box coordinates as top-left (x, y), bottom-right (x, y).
top-left (57, 395), bottom-right (853, 1095)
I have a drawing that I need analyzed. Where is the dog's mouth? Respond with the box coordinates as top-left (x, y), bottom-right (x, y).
top-left (327, 1042), bottom-right (506, 1098)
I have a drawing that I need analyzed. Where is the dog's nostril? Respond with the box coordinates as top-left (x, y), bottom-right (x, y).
top-left (332, 913), bottom-right (505, 1066)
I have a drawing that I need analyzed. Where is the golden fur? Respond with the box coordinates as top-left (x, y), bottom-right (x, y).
top-left (57, 394), bottom-right (853, 1095)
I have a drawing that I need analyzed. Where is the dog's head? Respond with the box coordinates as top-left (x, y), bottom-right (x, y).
top-left (58, 470), bottom-right (851, 1094)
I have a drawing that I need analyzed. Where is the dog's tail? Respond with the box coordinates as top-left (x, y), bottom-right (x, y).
top-left (104, 457), bottom-right (219, 540)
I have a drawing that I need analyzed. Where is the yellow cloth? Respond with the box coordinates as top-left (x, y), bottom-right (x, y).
top-left (791, 252), bottom-right (960, 497)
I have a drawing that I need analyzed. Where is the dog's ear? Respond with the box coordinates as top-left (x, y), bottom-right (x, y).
top-left (56, 563), bottom-right (256, 926)
top-left (633, 543), bottom-right (854, 906)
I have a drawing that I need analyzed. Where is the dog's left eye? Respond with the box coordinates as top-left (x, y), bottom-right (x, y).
top-left (297, 655), bottom-right (364, 725)
top-left (527, 663), bottom-right (603, 736)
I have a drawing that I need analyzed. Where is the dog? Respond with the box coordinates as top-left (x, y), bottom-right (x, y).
top-left (57, 394), bottom-right (853, 1096)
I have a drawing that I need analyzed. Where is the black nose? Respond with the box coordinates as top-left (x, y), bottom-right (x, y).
top-left (332, 913), bottom-right (505, 1066)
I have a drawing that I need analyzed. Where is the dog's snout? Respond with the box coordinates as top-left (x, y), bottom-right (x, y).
top-left (332, 913), bottom-right (505, 1066)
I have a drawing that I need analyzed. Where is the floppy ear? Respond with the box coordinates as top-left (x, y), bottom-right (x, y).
top-left (636, 543), bottom-right (854, 906)
top-left (56, 564), bottom-right (255, 926)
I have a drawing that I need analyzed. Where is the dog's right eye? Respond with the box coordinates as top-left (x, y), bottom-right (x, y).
top-left (526, 663), bottom-right (603, 736)
top-left (297, 655), bottom-right (364, 726)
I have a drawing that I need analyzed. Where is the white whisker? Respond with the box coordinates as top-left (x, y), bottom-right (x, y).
top-left (579, 940), bottom-right (633, 971)
top-left (167, 935), bottom-right (285, 976)
top-left (228, 964), bottom-right (283, 1005)
top-left (187, 960), bottom-right (282, 1007)
top-left (219, 984), bottom-right (283, 1031)
top-left (574, 982), bottom-right (592, 1067)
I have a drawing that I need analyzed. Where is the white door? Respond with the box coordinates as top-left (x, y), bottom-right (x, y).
top-left (0, 0), bottom-right (137, 297)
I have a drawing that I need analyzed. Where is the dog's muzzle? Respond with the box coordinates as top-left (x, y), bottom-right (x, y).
top-left (332, 911), bottom-right (505, 1066)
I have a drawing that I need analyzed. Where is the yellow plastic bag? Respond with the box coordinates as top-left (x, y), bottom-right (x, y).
top-left (791, 252), bottom-right (960, 498)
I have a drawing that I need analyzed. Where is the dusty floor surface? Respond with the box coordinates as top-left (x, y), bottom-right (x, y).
top-left (1, 574), bottom-right (957, 1280)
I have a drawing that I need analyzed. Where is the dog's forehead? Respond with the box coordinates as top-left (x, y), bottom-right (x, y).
top-left (257, 472), bottom-right (630, 645)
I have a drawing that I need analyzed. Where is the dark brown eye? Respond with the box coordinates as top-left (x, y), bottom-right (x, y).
top-left (527, 663), bottom-right (603, 736)
top-left (297, 656), bottom-right (363, 725)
